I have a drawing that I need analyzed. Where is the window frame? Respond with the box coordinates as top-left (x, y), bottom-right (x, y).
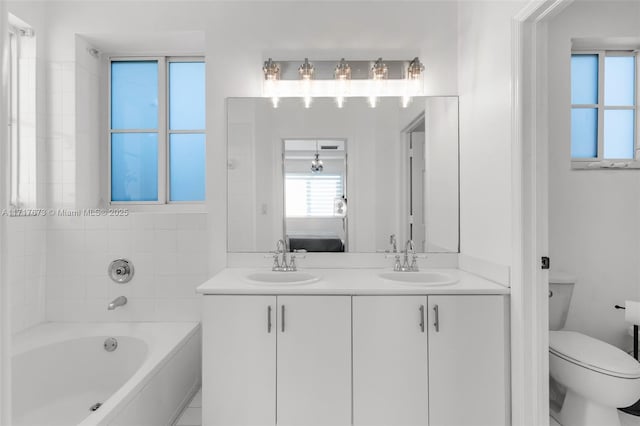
top-left (571, 50), bottom-right (639, 169)
top-left (8, 26), bottom-right (19, 207)
top-left (107, 55), bottom-right (206, 206)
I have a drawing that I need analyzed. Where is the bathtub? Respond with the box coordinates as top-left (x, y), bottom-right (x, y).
top-left (12, 322), bottom-right (201, 426)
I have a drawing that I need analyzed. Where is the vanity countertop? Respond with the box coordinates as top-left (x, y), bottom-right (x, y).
top-left (196, 267), bottom-right (510, 295)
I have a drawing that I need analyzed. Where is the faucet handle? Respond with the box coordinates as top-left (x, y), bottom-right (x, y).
top-left (265, 251), bottom-right (281, 270)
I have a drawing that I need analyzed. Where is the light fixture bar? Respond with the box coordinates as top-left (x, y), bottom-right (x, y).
top-left (262, 57), bottom-right (425, 107)
top-left (270, 59), bottom-right (417, 80)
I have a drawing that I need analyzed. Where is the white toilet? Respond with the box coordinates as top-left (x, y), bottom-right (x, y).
top-left (549, 271), bottom-right (640, 426)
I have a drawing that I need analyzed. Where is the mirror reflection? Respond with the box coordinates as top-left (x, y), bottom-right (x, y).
top-left (227, 97), bottom-right (459, 253)
top-left (284, 139), bottom-right (348, 252)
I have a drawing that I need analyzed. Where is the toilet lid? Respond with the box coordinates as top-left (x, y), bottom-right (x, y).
top-left (549, 331), bottom-right (640, 378)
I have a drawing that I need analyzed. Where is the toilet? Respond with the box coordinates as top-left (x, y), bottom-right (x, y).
top-left (549, 271), bottom-right (640, 426)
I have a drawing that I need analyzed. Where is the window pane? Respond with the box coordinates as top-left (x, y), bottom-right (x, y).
top-left (285, 174), bottom-right (343, 217)
top-left (571, 108), bottom-right (598, 158)
top-left (604, 110), bottom-right (635, 159)
top-left (571, 54), bottom-right (598, 105)
top-left (605, 56), bottom-right (635, 106)
top-left (111, 133), bottom-right (158, 201)
top-left (111, 61), bottom-right (158, 129)
top-left (169, 62), bottom-right (205, 130)
top-left (169, 133), bottom-right (205, 201)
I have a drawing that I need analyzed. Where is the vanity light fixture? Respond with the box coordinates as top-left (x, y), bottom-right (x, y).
top-left (369, 58), bottom-right (388, 108)
top-left (261, 57), bottom-right (425, 107)
top-left (334, 58), bottom-right (351, 108)
top-left (299, 58), bottom-right (314, 108)
top-left (311, 141), bottom-right (324, 173)
top-left (263, 58), bottom-right (281, 108)
top-left (403, 57), bottom-right (425, 108)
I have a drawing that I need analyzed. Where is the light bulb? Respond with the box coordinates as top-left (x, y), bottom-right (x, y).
top-left (368, 96), bottom-right (377, 108)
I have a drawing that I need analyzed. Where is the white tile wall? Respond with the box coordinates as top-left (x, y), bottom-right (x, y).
top-left (45, 213), bottom-right (209, 323)
top-left (46, 61), bottom-right (76, 208)
top-left (7, 216), bottom-right (47, 334)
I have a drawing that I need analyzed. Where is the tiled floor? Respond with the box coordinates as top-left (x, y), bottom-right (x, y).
top-left (179, 396), bottom-right (640, 426)
top-left (174, 388), bottom-right (202, 426)
top-left (551, 411), bottom-right (640, 426)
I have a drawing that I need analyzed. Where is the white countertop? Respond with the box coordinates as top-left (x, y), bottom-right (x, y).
top-left (196, 267), bottom-right (510, 295)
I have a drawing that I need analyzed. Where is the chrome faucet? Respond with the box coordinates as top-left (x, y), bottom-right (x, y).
top-left (271, 239), bottom-right (302, 272)
top-left (107, 296), bottom-right (127, 310)
top-left (389, 234), bottom-right (402, 271)
top-left (401, 239), bottom-right (419, 272)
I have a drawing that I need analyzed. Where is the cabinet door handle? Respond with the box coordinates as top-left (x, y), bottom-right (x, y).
top-left (281, 305), bottom-right (285, 333)
top-left (419, 305), bottom-right (425, 332)
top-left (433, 304), bottom-right (440, 332)
top-left (267, 305), bottom-right (272, 333)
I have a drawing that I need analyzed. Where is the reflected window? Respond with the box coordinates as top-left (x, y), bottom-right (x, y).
top-left (110, 58), bottom-right (205, 203)
top-left (571, 51), bottom-right (637, 165)
top-left (285, 174), bottom-right (344, 217)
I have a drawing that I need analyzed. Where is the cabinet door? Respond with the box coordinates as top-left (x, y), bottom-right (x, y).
top-left (202, 296), bottom-right (276, 426)
top-left (276, 296), bottom-right (351, 426)
top-left (353, 296), bottom-right (429, 426)
top-left (428, 295), bottom-right (510, 426)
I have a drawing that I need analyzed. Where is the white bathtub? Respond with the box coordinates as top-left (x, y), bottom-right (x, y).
top-left (12, 322), bottom-right (201, 426)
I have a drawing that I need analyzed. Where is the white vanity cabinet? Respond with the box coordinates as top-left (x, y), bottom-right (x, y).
top-left (353, 296), bottom-right (429, 426)
top-left (202, 295), bottom-right (351, 426)
top-left (427, 295), bottom-right (510, 426)
top-left (202, 296), bottom-right (276, 426)
top-left (200, 283), bottom-right (510, 426)
top-left (277, 296), bottom-right (352, 426)
top-left (353, 295), bottom-right (509, 426)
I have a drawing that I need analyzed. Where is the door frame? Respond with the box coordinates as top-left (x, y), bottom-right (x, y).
top-left (510, 1), bottom-right (573, 424)
top-left (0, 3), bottom-right (11, 424)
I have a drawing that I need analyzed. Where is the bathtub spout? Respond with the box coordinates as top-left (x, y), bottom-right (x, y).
top-left (108, 296), bottom-right (127, 310)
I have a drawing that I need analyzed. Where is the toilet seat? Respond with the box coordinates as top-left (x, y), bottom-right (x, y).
top-left (549, 330), bottom-right (640, 379)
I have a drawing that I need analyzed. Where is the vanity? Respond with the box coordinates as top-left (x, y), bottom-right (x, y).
top-left (197, 269), bottom-right (510, 426)
top-left (203, 95), bottom-right (510, 425)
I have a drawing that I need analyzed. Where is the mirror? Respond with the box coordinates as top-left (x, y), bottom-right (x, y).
top-left (227, 96), bottom-right (459, 253)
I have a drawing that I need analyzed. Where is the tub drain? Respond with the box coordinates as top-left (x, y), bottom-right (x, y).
top-left (104, 337), bottom-right (118, 352)
top-left (89, 402), bottom-right (102, 412)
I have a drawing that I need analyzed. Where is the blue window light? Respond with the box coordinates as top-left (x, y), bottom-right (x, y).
top-left (110, 58), bottom-right (205, 203)
top-left (571, 52), bottom-right (637, 163)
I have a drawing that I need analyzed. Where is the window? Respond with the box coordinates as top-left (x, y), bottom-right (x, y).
top-left (571, 51), bottom-right (638, 168)
top-left (8, 17), bottom-right (36, 208)
top-left (109, 57), bottom-right (205, 203)
top-left (285, 174), bottom-right (344, 217)
top-left (8, 28), bottom-right (19, 206)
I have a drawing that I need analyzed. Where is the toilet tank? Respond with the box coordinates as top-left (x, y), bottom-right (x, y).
top-left (549, 271), bottom-right (575, 331)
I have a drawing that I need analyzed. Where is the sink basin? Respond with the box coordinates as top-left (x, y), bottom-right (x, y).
top-left (245, 271), bottom-right (320, 286)
top-left (379, 271), bottom-right (457, 286)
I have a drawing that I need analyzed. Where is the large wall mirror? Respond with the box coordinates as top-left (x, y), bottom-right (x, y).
top-left (227, 96), bottom-right (459, 253)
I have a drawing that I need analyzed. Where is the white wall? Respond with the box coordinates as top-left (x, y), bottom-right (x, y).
top-left (5, 0), bottom-right (460, 325)
top-left (457, 1), bottom-right (526, 272)
top-left (45, 213), bottom-right (208, 322)
top-left (547, 0), bottom-right (640, 349)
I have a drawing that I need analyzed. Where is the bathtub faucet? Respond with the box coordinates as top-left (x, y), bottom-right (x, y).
top-left (107, 296), bottom-right (127, 311)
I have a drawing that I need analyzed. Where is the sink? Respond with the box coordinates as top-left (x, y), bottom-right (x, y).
top-left (379, 271), bottom-right (458, 286)
top-left (245, 271), bottom-right (320, 286)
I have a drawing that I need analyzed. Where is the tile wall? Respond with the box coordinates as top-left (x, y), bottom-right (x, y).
top-left (6, 216), bottom-right (47, 334)
top-left (45, 213), bottom-right (208, 322)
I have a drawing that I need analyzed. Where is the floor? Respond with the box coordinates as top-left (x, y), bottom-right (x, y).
top-left (177, 392), bottom-right (640, 426)
top-left (174, 388), bottom-right (202, 426)
top-left (551, 412), bottom-right (640, 426)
